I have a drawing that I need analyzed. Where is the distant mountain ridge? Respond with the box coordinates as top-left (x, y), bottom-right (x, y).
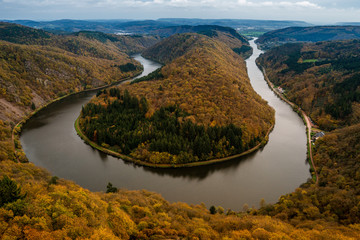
top-left (337, 22), bottom-right (360, 26)
top-left (256, 25), bottom-right (360, 49)
top-left (2, 18), bottom-right (311, 34)
top-left (3, 19), bottom-right (132, 33)
top-left (158, 18), bottom-right (311, 28)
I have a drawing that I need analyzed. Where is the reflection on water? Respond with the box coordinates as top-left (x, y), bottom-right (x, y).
top-left (142, 150), bottom-right (258, 180)
top-left (21, 48), bottom-right (309, 210)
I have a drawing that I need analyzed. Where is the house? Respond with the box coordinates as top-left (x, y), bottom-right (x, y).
top-left (277, 87), bottom-right (285, 94)
top-left (312, 131), bottom-right (325, 141)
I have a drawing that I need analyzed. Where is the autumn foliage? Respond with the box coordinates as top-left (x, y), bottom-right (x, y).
top-left (79, 33), bottom-right (274, 165)
top-left (0, 22), bottom-right (158, 162)
top-left (258, 40), bottom-right (360, 130)
top-left (79, 89), bottom-right (251, 164)
top-left (1, 160), bottom-right (360, 239)
top-left (256, 39), bottom-right (360, 230)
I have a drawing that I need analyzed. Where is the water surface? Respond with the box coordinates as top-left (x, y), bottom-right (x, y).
top-left (21, 45), bottom-right (309, 210)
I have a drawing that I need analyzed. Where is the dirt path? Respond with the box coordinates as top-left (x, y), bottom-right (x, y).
top-left (302, 110), bottom-right (319, 184)
top-left (260, 66), bottom-right (319, 184)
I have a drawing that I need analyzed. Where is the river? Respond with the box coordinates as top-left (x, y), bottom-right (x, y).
top-left (20, 42), bottom-right (309, 210)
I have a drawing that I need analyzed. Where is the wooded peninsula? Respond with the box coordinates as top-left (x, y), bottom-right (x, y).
top-left (77, 33), bottom-right (274, 166)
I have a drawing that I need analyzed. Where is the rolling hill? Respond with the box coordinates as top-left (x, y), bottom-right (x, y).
top-left (257, 39), bottom-right (360, 130)
top-left (150, 25), bottom-right (252, 58)
top-left (256, 26), bottom-right (360, 49)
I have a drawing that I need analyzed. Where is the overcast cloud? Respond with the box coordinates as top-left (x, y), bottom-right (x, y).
top-left (1, 0), bottom-right (360, 23)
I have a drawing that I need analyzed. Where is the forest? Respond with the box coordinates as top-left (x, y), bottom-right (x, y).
top-left (255, 38), bottom-right (360, 234)
top-left (79, 32), bottom-right (274, 165)
top-left (148, 25), bottom-right (253, 58)
top-left (79, 88), bottom-right (257, 164)
top-left (258, 39), bottom-right (360, 130)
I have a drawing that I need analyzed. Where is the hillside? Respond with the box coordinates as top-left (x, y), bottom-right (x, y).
top-left (2, 160), bottom-right (360, 239)
top-left (256, 39), bottom-right (360, 228)
top-left (70, 31), bottom-right (160, 54)
top-left (0, 22), bottom-right (158, 162)
top-left (150, 25), bottom-right (247, 41)
top-left (256, 26), bottom-right (360, 49)
top-left (150, 25), bottom-right (252, 58)
top-left (78, 33), bottom-right (274, 165)
top-left (0, 22), bottom-right (160, 55)
top-left (0, 41), bottom-right (140, 120)
top-left (257, 40), bottom-right (360, 130)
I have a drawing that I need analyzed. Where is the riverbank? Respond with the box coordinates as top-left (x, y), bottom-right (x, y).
top-left (257, 64), bottom-right (319, 184)
top-left (75, 114), bottom-right (274, 168)
top-left (12, 70), bottom-right (143, 163)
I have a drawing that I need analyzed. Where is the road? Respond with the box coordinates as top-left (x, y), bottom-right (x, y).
top-left (302, 110), bottom-right (319, 184)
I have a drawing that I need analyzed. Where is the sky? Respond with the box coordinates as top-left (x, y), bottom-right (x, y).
top-left (1, 0), bottom-right (360, 24)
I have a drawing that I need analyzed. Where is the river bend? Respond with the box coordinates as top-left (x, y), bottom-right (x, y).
top-left (21, 43), bottom-right (309, 210)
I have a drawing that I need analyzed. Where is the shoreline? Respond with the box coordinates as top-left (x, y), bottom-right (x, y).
top-left (12, 70), bottom-right (143, 163)
top-left (257, 63), bottom-right (319, 184)
top-left (74, 114), bottom-right (275, 168)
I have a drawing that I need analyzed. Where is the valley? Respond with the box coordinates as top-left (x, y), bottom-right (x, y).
top-left (0, 20), bottom-right (360, 239)
top-left (19, 40), bottom-right (309, 212)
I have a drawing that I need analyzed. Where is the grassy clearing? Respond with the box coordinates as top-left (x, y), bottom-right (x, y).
top-left (302, 59), bottom-right (318, 63)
